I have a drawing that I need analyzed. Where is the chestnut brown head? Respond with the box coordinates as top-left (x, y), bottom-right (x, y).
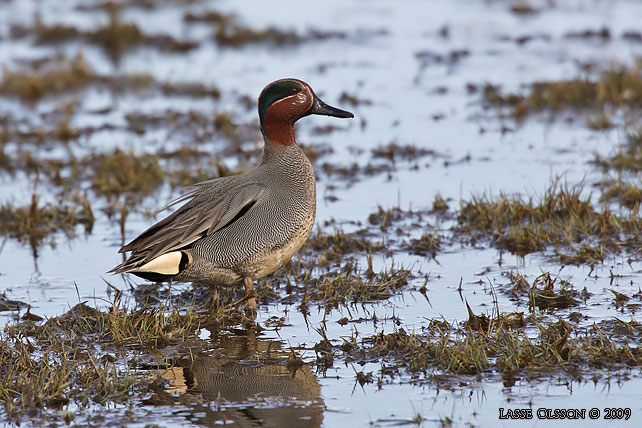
top-left (258, 79), bottom-right (353, 145)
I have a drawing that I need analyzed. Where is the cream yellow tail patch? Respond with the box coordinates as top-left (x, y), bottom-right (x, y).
top-left (132, 251), bottom-right (183, 275)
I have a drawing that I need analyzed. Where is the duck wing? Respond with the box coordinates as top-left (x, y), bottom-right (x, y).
top-left (110, 179), bottom-right (266, 273)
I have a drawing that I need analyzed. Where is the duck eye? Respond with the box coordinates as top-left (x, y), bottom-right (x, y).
top-left (291, 87), bottom-right (301, 94)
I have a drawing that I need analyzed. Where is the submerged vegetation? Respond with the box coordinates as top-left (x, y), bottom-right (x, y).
top-left (483, 59), bottom-right (642, 126)
top-left (0, 192), bottom-right (93, 255)
top-left (8, 4), bottom-right (355, 67)
top-left (184, 10), bottom-right (300, 47)
top-left (594, 130), bottom-right (642, 173)
top-left (0, 54), bottom-right (95, 102)
top-left (11, 5), bottom-right (198, 64)
top-left (184, 9), bottom-right (350, 47)
top-left (0, 54), bottom-right (220, 103)
top-left (89, 149), bottom-right (164, 199)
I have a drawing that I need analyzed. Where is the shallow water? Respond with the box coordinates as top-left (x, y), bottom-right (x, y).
top-left (2, 0), bottom-right (642, 426)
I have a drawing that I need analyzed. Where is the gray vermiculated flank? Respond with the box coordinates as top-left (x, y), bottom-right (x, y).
top-left (182, 142), bottom-right (315, 282)
top-left (111, 139), bottom-right (316, 286)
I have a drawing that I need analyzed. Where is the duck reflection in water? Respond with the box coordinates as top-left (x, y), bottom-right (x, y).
top-left (149, 334), bottom-right (323, 427)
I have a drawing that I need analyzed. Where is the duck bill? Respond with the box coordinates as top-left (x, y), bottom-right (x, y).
top-left (308, 97), bottom-right (354, 118)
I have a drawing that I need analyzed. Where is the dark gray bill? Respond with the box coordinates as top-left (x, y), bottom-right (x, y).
top-left (308, 97), bottom-right (354, 118)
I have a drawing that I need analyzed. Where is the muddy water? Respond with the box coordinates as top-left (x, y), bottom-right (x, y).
top-left (2, 0), bottom-right (642, 426)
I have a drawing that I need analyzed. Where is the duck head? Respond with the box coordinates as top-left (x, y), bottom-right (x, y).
top-left (258, 78), bottom-right (354, 146)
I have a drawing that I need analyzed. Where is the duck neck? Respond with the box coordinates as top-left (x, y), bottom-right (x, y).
top-left (261, 127), bottom-right (302, 163)
top-left (262, 121), bottom-right (296, 147)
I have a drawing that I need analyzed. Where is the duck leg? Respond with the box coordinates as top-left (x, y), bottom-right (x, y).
top-left (221, 277), bottom-right (257, 313)
top-left (244, 276), bottom-right (258, 311)
top-left (208, 288), bottom-right (220, 309)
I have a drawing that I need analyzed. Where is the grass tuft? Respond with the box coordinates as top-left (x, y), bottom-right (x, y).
top-left (0, 192), bottom-right (93, 254)
top-left (0, 298), bottom-right (201, 422)
top-left (349, 314), bottom-right (642, 378)
top-left (483, 60), bottom-right (642, 124)
top-left (455, 179), bottom-right (641, 264)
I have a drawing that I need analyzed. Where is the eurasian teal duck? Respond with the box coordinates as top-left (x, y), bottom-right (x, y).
top-left (110, 78), bottom-right (354, 309)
